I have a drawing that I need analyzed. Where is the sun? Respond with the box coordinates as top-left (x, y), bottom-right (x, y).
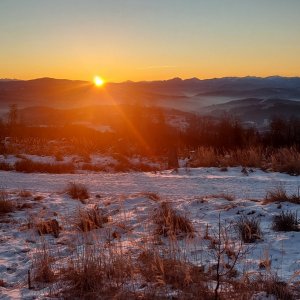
top-left (94, 76), bottom-right (105, 87)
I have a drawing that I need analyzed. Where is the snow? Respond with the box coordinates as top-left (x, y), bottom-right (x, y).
top-left (0, 167), bottom-right (300, 299)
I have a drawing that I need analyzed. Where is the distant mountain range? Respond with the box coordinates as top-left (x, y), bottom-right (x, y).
top-left (0, 76), bottom-right (300, 126)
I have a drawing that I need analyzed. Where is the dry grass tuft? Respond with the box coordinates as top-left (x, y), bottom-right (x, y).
top-left (236, 215), bottom-right (262, 243)
top-left (76, 205), bottom-right (108, 232)
top-left (0, 279), bottom-right (6, 287)
top-left (66, 182), bottom-right (89, 203)
top-left (0, 189), bottom-right (15, 214)
top-left (141, 192), bottom-right (160, 201)
top-left (272, 211), bottom-right (299, 232)
top-left (32, 244), bottom-right (56, 284)
top-left (138, 250), bottom-right (211, 298)
top-left (60, 243), bottom-right (132, 299)
top-left (19, 189), bottom-right (32, 198)
top-left (265, 186), bottom-right (289, 203)
top-left (34, 219), bottom-right (60, 238)
top-left (264, 187), bottom-right (300, 204)
top-left (252, 275), bottom-right (295, 300)
top-left (153, 202), bottom-right (195, 238)
top-left (211, 193), bottom-right (235, 201)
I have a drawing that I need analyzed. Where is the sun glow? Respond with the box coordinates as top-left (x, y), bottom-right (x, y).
top-left (94, 76), bottom-right (105, 87)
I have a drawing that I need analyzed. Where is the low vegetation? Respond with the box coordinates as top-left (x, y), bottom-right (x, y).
top-left (19, 189), bottom-right (32, 198)
top-left (15, 159), bottom-right (75, 174)
top-left (265, 187), bottom-right (300, 204)
top-left (35, 219), bottom-right (61, 238)
top-left (253, 275), bottom-right (295, 300)
top-left (59, 243), bottom-right (132, 299)
top-left (236, 215), bottom-right (262, 243)
top-left (76, 205), bottom-right (108, 232)
top-left (66, 182), bottom-right (89, 202)
top-left (272, 211), bottom-right (299, 232)
top-left (0, 161), bottom-right (13, 171)
top-left (138, 250), bottom-right (212, 298)
top-left (153, 201), bottom-right (195, 238)
top-left (0, 189), bottom-right (15, 214)
top-left (32, 244), bottom-right (56, 284)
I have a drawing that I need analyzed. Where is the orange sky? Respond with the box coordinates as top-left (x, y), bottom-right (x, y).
top-left (1, 0), bottom-right (300, 82)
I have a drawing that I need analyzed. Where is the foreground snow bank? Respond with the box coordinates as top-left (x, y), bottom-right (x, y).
top-left (0, 167), bottom-right (299, 299)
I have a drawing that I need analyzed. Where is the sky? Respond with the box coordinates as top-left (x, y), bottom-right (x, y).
top-left (1, 0), bottom-right (300, 82)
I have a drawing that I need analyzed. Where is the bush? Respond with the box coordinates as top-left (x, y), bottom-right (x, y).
top-left (66, 182), bottom-right (89, 202)
top-left (154, 202), bottom-right (195, 238)
top-left (0, 190), bottom-right (15, 214)
top-left (76, 205), bottom-right (108, 232)
top-left (272, 211), bottom-right (299, 232)
top-left (236, 216), bottom-right (262, 243)
top-left (15, 159), bottom-right (75, 174)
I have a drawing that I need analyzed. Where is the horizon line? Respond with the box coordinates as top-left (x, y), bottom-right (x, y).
top-left (1, 74), bottom-right (300, 84)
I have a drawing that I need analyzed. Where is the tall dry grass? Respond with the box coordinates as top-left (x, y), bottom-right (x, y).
top-left (189, 146), bottom-right (300, 175)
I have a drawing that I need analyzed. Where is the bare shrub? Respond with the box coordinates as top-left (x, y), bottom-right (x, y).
top-left (76, 205), bottom-right (108, 232)
top-left (15, 159), bottom-right (75, 174)
top-left (272, 211), bottom-right (299, 232)
top-left (0, 189), bottom-right (15, 214)
top-left (153, 202), bottom-right (195, 238)
top-left (66, 182), bottom-right (89, 202)
top-left (236, 216), bottom-right (262, 243)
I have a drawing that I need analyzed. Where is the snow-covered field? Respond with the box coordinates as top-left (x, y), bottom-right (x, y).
top-left (0, 167), bottom-right (300, 299)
